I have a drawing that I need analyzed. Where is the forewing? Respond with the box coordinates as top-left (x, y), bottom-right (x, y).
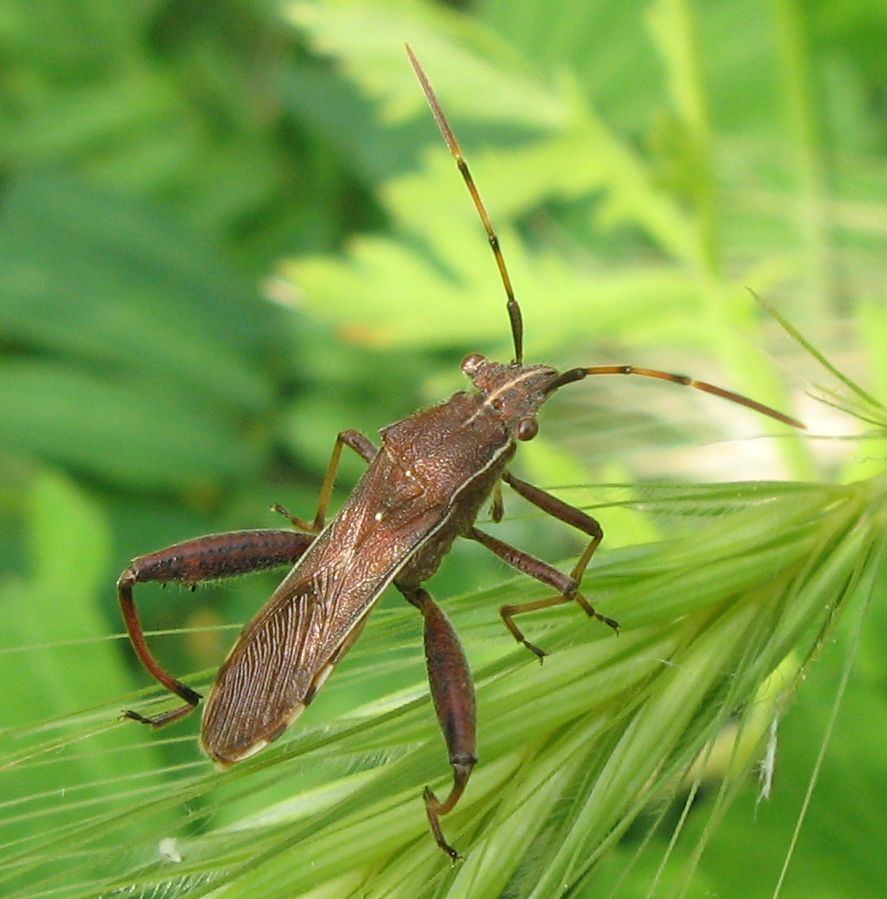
top-left (200, 573), bottom-right (336, 765)
top-left (201, 452), bottom-right (445, 765)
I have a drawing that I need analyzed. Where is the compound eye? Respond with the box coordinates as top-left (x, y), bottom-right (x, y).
top-left (461, 353), bottom-right (485, 376)
top-left (517, 418), bottom-right (538, 441)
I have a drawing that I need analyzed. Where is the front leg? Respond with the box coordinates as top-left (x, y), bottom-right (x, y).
top-left (398, 584), bottom-right (476, 862)
top-left (119, 529), bottom-right (314, 727)
top-left (468, 471), bottom-right (617, 659)
top-left (502, 471), bottom-right (604, 584)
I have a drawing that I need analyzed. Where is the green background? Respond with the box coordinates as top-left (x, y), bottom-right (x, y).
top-left (1, 0), bottom-right (885, 896)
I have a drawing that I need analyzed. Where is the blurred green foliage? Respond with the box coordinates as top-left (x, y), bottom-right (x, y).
top-left (0, 0), bottom-right (885, 896)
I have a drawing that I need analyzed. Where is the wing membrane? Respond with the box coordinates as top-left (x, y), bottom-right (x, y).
top-left (201, 453), bottom-right (444, 764)
top-left (201, 580), bottom-right (329, 764)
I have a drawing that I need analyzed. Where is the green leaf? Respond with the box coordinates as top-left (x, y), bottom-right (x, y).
top-left (0, 470), bottom-right (180, 894)
top-left (4, 477), bottom-right (883, 896)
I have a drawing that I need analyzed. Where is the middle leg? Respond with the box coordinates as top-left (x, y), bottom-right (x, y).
top-left (398, 583), bottom-right (476, 861)
top-left (272, 429), bottom-right (378, 533)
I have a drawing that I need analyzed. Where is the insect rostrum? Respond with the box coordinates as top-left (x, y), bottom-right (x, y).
top-left (118, 45), bottom-right (804, 860)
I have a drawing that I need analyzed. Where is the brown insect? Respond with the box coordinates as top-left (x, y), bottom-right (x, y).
top-left (118, 45), bottom-right (804, 859)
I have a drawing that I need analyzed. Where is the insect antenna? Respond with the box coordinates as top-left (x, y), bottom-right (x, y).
top-left (406, 44), bottom-right (524, 365)
top-left (547, 365), bottom-right (806, 429)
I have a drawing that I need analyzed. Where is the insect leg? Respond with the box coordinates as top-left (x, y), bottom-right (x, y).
top-left (502, 471), bottom-right (604, 583)
top-left (489, 480), bottom-right (505, 523)
top-left (399, 584), bottom-right (476, 861)
top-left (272, 430), bottom-right (378, 532)
top-left (119, 529), bottom-right (314, 727)
top-left (468, 519), bottom-right (617, 661)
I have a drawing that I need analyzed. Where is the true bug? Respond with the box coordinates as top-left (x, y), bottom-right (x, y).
top-left (118, 45), bottom-right (804, 859)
